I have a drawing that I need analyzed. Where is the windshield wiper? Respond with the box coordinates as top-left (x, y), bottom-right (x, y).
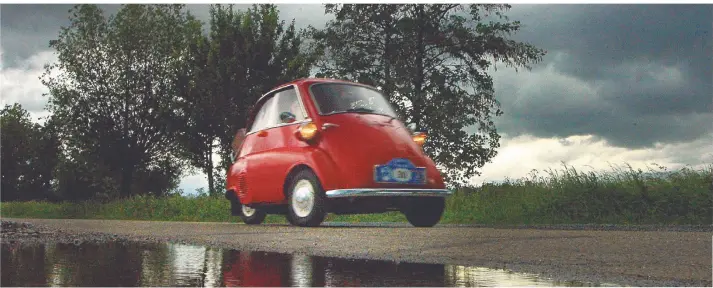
top-left (342, 107), bottom-right (397, 122)
top-left (346, 107), bottom-right (375, 113)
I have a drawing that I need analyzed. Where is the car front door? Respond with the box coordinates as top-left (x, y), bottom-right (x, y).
top-left (242, 85), bottom-right (309, 204)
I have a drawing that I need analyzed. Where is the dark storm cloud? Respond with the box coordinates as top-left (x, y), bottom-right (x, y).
top-left (3, 4), bottom-right (710, 150)
top-left (0, 3), bottom-right (329, 117)
top-left (1, 4), bottom-right (123, 67)
top-left (1, 4), bottom-right (72, 67)
top-left (1, 4), bottom-right (326, 68)
top-left (492, 4), bottom-right (713, 148)
top-left (507, 5), bottom-right (711, 82)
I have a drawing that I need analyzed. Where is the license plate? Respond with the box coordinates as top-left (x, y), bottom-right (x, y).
top-left (374, 158), bottom-right (426, 184)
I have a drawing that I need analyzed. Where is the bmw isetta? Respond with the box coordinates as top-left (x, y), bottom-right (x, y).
top-left (225, 78), bottom-right (453, 227)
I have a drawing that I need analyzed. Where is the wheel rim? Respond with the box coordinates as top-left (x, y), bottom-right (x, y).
top-left (291, 179), bottom-right (315, 218)
top-left (242, 205), bottom-right (256, 217)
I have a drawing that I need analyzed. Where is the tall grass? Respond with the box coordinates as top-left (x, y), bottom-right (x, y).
top-left (2, 163), bottom-right (711, 225)
top-left (1, 195), bottom-right (241, 223)
top-left (444, 163), bottom-right (712, 225)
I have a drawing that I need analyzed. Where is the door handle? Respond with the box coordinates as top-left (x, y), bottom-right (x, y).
top-left (322, 123), bottom-right (339, 130)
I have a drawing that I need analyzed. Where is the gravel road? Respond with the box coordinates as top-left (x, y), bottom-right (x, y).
top-left (2, 218), bottom-right (711, 287)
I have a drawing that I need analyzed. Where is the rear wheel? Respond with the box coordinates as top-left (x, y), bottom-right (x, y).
top-left (286, 169), bottom-right (327, 227)
top-left (402, 197), bottom-right (445, 227)
top-left (239, 204), bottom-right (267, 225)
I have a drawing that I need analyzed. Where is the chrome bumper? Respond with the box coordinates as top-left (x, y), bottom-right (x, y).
top-left (325, 188), bottom-right (453, 198)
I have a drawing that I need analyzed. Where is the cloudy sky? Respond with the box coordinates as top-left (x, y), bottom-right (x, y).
top-left (1, 4), bottom-right (711, 193)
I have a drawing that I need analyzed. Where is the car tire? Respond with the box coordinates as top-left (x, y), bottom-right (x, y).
top-left (402, 197), bottom-right (445, 227)
top-left (285, 169), bottom-right (327, 227)
top-left (239, 203), bottom-right (267, 225)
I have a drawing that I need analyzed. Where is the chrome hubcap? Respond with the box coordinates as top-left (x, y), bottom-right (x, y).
top-left (292, 179), bottom-right (315, 218)
top-left (242, 205), bottom-right (256, 217)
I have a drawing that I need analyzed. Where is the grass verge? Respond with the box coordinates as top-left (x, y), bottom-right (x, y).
top-left (2, 164), bottom-right (711, 225)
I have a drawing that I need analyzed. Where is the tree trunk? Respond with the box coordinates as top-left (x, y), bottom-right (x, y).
top-left (121, 55), bottom-right (132, 198)
top-left (382, 7), bottom-right (394, 104)
top-left (121, 161), bottom-right (134, 198)
top-left (120, 113), bottom-right (132, 198)
top-left (207, 140), bottom-right (215, 196)
top-left (412, 5), bottom-right (426, 131)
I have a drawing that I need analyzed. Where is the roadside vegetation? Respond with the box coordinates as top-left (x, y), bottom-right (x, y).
top-left (1, 4), bottom-right (543, 205)
top-left (2, 4), bottom-right (709, 227)
top-left (4, 163), bottom-right (710, 225)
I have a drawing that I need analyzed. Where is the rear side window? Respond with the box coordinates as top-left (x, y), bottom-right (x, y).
top-left (273, 88), bottom-right (306, 121)
top-left (249, 96), bottom-right (277, 133)
top-left (248, 87), bottom-right (305, 133)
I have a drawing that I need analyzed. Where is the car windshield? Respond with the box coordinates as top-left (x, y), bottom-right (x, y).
top-left (309, 83), bottom-right (398, 118)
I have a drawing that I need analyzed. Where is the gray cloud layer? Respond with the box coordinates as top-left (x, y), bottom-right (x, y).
top-left (494, 4), bottom-right (712, 148)
top-left (2, 4), bottom-right (711, 151)
top-left (1, 4), bottom-right (73, 67)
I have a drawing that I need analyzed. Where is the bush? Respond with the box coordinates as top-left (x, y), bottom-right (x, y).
top-left (2, 163), bottom-right (711, 226)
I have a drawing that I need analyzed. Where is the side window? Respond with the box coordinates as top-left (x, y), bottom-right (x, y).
top-left (248, 87), bottom-right (306, 133)
top-left (273, 88), bottom-right (306, 122)
top-left (248, 96), bottom-right (277, 133)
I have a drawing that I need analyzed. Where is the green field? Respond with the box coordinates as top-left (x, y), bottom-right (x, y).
top-left (2, 164), bottom-right (711, 225)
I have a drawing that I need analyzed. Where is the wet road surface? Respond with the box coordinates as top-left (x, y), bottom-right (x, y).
top-left (2, 241), bottom-right (607, 287)
top-left (3, 218), bottom-right (711, 286)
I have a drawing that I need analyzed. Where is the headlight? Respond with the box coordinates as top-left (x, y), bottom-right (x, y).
top-left (413, 132), bottom-right (427, 146)
top-left (298, 122), bottom-right (319, 141)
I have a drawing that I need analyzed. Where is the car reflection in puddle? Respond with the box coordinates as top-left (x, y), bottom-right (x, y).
top-left (2, 241), bottom-right (610, 287)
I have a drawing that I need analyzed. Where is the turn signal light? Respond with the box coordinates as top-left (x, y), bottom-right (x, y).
top-left (413, 132), bottom-right (427, 146)
top-left (298, 122), bottom-right (319, 140)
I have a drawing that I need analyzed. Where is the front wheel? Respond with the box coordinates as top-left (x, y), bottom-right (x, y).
top-left (285, 169), bottom-right (327, 227)
top-left (239, 204), bottom-right (267, 225)
top-left (402, 197), bottom-right (446, 227)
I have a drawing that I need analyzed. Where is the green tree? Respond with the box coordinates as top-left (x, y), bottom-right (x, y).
top-left (212, 4), bottom-right (317, 170)
top-left (0, 104), bottom-right (60, 201)
top-left (174, 4), bottom-right (316, 196)
top-left (1, 104), bottom-right (38, 201)
top-left (51, 146), bottom-right (117, 201)
top-left (28, 114), bottom-right (62, 200)
top-left (42, 4), bottom-right (193, 199)
top-left (174, 19), bottom-right (222, 196)
top-left (309, 4), bottom-right (545, 186)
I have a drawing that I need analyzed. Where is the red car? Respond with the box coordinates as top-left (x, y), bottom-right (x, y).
top-left (225, 78), bottom-right (452, 227)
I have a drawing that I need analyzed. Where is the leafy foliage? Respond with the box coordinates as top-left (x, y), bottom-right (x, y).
top-left (9, 4), bottom-right (545, 202)
top-left (174, 4), bottom-right (317, 196)
top-left (1, 104), bottom-right (60, 201)
top-left (308, 4), bottom-right (546, 185)
top-left (3, 164), bottom-right (711, 225)
top-left (41, 4), bottom-right (193, 199)
top-left (173, 13), bottom-right (220, 195)
top-left (4, 4), bottom-right (315, 202)
top-left (205, 4), bottom-right (317, 171)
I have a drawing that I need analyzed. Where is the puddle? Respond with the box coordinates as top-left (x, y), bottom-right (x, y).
top-left (2, 241), bottom-right (608, 287)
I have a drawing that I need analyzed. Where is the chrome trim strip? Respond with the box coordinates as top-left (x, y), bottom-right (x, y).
top-left (322, 122), bottom-right (339, 129)
top-left (292, 81), bottom-right (310, 121)
top-left (325, 188), bottom-right (453, 198)
top-left (255, 83), bottom-right (300, 106)
top-left (245, 118), bottom-right (312, 136)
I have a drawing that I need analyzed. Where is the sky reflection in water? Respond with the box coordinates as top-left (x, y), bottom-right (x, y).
top-left (2, 241), bottom-right (599, 287)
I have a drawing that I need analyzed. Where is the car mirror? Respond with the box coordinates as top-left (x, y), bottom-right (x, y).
top-left (280, 111), bottom-right (297, 124)
top-left (407, 123), bottom-right (417, 132)
top-left (407, 123), bottom-right (426, 133)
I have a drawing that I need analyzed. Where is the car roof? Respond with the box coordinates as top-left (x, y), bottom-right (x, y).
top-left (280, 77), bottom-right (375, 88)
top-left (246, 78), bottom-right (382, 129)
